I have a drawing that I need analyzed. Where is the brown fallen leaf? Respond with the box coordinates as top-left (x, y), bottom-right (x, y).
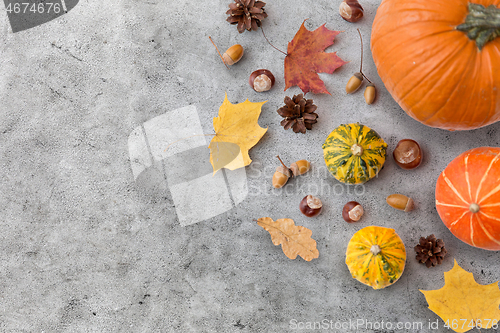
top-left (420, 259), bottom-right (500, 332)
top-left (257, 217), bottom-right (319, 261)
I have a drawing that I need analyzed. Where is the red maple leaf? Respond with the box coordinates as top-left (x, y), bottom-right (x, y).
top-left (284, 20), bottom-right (347, 95)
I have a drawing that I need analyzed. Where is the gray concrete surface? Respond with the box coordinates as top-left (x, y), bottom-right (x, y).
top-left (1, 1), bottom-right (499, 332)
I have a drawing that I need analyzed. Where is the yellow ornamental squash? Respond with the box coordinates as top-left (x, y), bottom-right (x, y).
top-left (322, 123), bottom-right (387, 184)
top-left (346, 226), bottom-right (406, 290)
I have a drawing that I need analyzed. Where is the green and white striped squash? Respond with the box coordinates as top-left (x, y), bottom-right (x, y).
top-left (322, 123), bottom-right (387, 184)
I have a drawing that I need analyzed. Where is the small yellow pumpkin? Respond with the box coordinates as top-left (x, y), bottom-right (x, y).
top-left (345, 226), bottom-right (406, 290)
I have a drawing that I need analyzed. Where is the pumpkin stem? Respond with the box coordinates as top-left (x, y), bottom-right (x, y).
top-left (351, 143), bottom-right (364, 156)
top-left (469, 203), bottom-right (480, 213)
top-left (456, 4), bottom-right (500, 51)
top-left (370, 244), bottom-right (381, 255)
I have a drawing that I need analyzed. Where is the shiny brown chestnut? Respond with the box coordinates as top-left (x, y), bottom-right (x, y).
top-left (249, 69), bottom-right (275, 92)
top-left (342, 201), bottom-right (364, 222)
top-left (339, 0), bottom-right (364, 23)
top-left (299, 195), bottom-right (322, 217)
top-left (393, 139), bottom-right (422, 170)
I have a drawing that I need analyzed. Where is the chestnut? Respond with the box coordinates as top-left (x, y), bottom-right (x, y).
top-left (393, 139), bottom-right (422, 170)
top-left (249, 69), bottom-right (275, 92)
top-left (299, 195), bottom-right (322, 217)
top-left (342, 201), bottom-right (364, 222)
top-left (339, 0), bottom-right (364, 23)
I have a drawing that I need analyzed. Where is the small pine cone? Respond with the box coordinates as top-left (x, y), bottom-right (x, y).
top-left (277, 94), bottom-right (318, 134)
top-left (414, 234), bottom-right (447, 268)
top-left (226, 0), bottom-right (268, 33)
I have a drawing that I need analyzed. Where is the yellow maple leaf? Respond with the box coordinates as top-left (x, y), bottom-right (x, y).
top-left (257, 217), bottom-right (319, 261)
top-left (420, 260), bottom-right (500, 333)
top-left (209, 93), bottom-right (267, 174)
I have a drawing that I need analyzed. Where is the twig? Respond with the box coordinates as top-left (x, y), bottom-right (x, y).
top-left (261, 25), bottom-right (288, 56)
top-left (276, 155), bottom-right (288, 168)
top-left (209, 36), bottom-right (229, 69)
top-left (357, 29), bottom-right (363, 73)
top-left (357, 29), bottom-right (372, 84)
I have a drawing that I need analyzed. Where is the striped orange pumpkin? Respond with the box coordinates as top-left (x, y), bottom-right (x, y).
top-left (435, 147), bottom-right (500, 251)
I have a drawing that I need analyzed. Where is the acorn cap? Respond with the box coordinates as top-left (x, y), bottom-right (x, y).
top-left (275, 165), bottom-right (291, 177)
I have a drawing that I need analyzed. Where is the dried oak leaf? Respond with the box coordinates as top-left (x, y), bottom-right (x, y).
top-left (257, 217), bottom-right (319, 261)
top-left (284, 20), bottom-right (347, 95)
top-left (209, 93), bottom-right (267, 174)
top-left (420, 260), bottom-right (500, 332)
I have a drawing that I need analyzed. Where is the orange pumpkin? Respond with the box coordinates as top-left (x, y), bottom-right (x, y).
top-left (371, 0), bottom-right (500, 130)
top-left (435, 147), bottom-right (500, 250)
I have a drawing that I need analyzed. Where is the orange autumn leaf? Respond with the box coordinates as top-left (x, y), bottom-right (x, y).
top-left (257, 217), bottom-right (319, 261)
top-left (209, 93), bottom-right (267, 174)
top-left (420, 260), bottom-right (500, 332)
top-left (284, 20), bottom-right (347, 95)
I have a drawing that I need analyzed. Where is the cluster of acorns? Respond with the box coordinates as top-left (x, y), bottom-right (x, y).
top-left (345, 28), bottom-right (376, 105)
top-left (338, 0), bottom-right (377, 105)
top-left (272, 156), bottom-right (310, 189)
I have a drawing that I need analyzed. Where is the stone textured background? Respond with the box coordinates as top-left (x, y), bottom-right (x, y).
top-left (1, 1), bottom-right (499, 332)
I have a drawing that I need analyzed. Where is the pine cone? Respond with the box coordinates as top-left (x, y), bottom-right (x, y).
top-left (226, 0), bottom-right (268, 33)
top-left (277, 94), bottom-right (318, 134)
top-left (414, 234), bottom-right (447, 268)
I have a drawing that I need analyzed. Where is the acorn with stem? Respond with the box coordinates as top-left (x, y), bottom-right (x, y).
top-left (272, 155), bottom-right (310, 188)
top-left (209, 36), bottom-right (244, 69)
top-left (346, 29), bottom-right (376, 105)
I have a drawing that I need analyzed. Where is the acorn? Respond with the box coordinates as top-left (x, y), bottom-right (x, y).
top-left (272, 165), bottom-right (291, 189)
top-left (272, 156), bottom-right (310, 189)
top-left (222, 44), bottom-right (244, 66)
top-left (209, 37), bottom-right (244, 68)
top-left (346, 29), bottom-right (377, 105)
top-left (289, 160), bottom-right (311, 176)
top-left (364, 83), bottom-right (376, 104)
top-left (346, 73), bottom-right (363, 94)
top-left (386, 194), bottom-right (414, 212)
